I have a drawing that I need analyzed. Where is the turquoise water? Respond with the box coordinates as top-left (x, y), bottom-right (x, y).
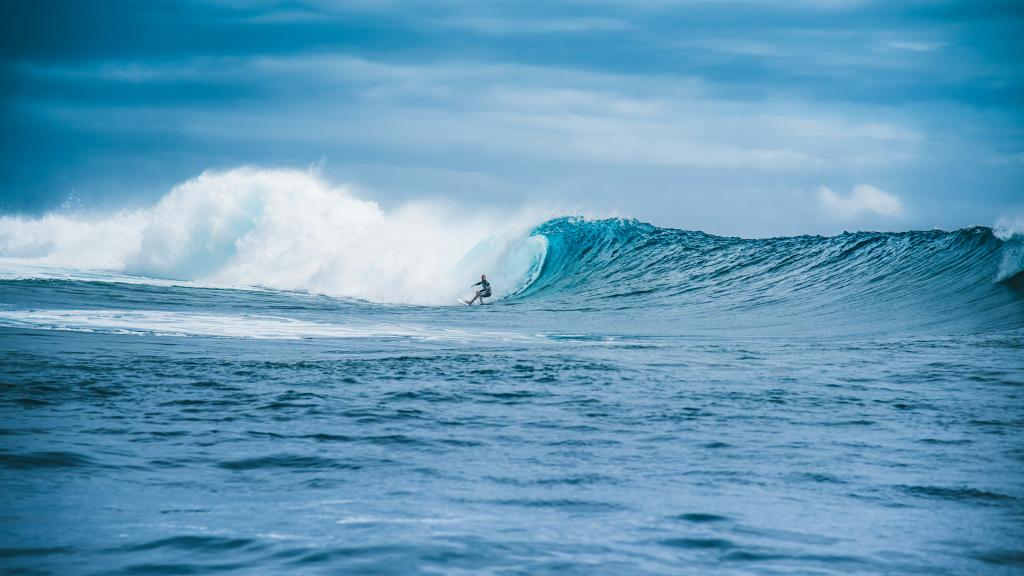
top-left (2, 218), bottom-right (1024, 574)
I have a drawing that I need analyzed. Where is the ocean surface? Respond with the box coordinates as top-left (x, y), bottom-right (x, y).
top-left (2, 211), bottom-right (1024, 574)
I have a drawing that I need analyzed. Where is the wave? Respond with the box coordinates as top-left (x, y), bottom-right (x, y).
top-left (0, 167), bottom-right (546, 304)
top-left (515, 217), bottom-right (1024, 333)
top-left (0, 168), bottom-right (1021, 334)
top-left (523, 217), bottom-right (1024, 298)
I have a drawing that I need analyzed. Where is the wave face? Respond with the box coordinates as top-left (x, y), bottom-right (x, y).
top-left (517, 218), bottom-right (1024, 335)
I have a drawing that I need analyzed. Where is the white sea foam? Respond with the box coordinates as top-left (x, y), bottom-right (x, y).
top-left (993, 216), bottom-right (1024, 282)
top-left (0, 167), bottom-right (549, 304)
top-left (994, 215), bottom-right (1024, 241)
top-left (0, 308), bottom-right (533, 341)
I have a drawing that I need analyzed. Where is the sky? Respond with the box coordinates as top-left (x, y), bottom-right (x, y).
top-left (1, 0), bottom-right (1022, 237)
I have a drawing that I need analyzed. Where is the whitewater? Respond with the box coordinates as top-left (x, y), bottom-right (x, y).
top-left (2, 168), bottom-right (1023, 575)
top-left (0, 168), bottom-right (551, 305)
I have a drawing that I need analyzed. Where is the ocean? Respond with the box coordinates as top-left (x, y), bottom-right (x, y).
top-left (2, 175), bottom-right (1024, 574)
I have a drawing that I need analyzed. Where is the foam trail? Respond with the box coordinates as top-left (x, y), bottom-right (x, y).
top-left (0, 168), bottom-right (547, 304)
top-left (0, 309), bottom-right (534, 341)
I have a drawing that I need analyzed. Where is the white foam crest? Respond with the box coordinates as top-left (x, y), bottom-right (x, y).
top-left (994, 215), bottom-right (1024, 282)
top-left (0, 167), bottom-right (549, 304)
top-left (0, 308), bottom-right (534, 341)
top-left (994, 215), bottom-right (1024, 241)
top-left (0, 210), bottom-right (147, 269)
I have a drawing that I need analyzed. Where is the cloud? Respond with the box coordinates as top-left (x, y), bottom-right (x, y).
top-left (3, 0), bottom-right (1020, 235)
top-left (568, 0), bottom-right (873, 9)
top-left (989, 152), bottom-right (1024, 166)
top-left (817, 185), bottom-right (904, 219)
top-left (887, 41), bottom-right (946, 52)
top-left (438, 16), bottom-right (632, 35)
top-left (22, 54), bottom-right (924, 172)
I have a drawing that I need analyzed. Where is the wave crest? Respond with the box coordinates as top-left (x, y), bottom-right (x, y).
top-left (518, 217), bottom-right (1022, 332)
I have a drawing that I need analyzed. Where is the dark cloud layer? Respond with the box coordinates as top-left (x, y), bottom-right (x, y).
top-left (1, 0), bottom-right (1021, 234)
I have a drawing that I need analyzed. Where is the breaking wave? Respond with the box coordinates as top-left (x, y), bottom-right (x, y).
top-left (0, 167), bottom-right (1020, 334)
top-left (0, 167), bottom-right (546, 304)
top-left (516, 217), bottom-right (1023, 333)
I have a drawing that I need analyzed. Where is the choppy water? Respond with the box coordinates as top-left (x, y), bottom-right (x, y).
top-left (2, 217), bottom-right (1024, 575)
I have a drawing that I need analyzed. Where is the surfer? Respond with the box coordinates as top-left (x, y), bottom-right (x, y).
top-left (467, 274), bottom-right (491, 305)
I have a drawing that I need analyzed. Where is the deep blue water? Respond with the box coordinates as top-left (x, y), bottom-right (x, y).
top-left (2, 218), bottom-right (1024, 575)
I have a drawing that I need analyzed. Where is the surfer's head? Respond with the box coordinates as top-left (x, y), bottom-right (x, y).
top-left (481, 274), bottom-right (487, 280)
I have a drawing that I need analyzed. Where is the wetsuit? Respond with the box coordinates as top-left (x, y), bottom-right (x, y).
top-left (473, 279), bottom-right (492, 297)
